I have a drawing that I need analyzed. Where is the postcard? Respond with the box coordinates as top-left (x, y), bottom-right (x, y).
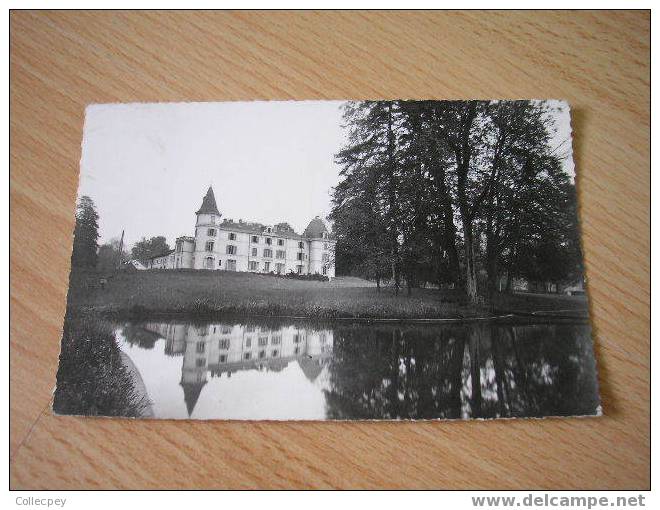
top-left (53, 100), bottom-right (600, 420)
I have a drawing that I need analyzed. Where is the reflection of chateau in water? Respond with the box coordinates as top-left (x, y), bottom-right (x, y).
top-left (119, 319), bottom-right (599, 420)
top-left (132, 322), bottom-right (333, 416)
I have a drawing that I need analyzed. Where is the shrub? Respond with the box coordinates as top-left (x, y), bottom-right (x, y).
top-left (53, 315), bottom-right (151, 417)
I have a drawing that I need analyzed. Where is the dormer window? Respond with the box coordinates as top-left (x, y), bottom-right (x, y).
top-left (266, 227), bottom-right (272, 233)
top-left (228, 232), bottom-right (236, 241)
top-left (266, 238), bottom-right (272, 245)
top-left (251, 236), bottom-right (259, 243)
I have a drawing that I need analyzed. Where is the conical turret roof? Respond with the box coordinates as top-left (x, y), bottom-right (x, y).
top-left (180, 380), bottom-right (206, 417)
top-left (303, 216), bottom-right (329, 238)
top-left (196, 186), bottom-right (220, 215)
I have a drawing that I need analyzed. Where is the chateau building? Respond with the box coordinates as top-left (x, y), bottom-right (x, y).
top-left (145, 187), bottom-right (336, 278)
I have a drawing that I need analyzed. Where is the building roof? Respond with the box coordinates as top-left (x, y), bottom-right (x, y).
top-left (218, 219), bottom-right (306, 240)
top-left (146, 249), bottom-right (175, 260)
top-left (303, 216), bottom-right (330, 238)
top-left (180, 381), bottom-right (206, 417)
top-left (196, 186), bottom-right (221, 215)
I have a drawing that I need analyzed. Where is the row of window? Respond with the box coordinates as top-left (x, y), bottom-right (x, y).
top-left (206, 241), bottom-right (308, 261)
top-left (203, 256), bottom-right (325, 275)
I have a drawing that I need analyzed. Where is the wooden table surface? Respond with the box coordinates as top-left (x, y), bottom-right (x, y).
top-left (10, 10), bottom-right (650, 489)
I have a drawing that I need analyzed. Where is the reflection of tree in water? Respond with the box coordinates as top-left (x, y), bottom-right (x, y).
top-left (324, 322), bottom-right (599, 420)
top-left (121, 324), bottom-right (161, 350)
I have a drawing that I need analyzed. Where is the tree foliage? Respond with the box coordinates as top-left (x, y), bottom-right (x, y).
top-left (71, 195), bottom-right (100, 268)
top-left (131, 236), bottom-right (171, 261)
top-left (97, 237), bottom-right (128, 274)
top-left (331, 100), bottom-right (582, 301)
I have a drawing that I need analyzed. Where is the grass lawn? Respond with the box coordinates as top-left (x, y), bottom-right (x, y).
top-left (66, 269), bottom-right (588, 320)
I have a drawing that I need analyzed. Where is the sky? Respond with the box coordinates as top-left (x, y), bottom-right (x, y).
top-left (78, 100), bottom-right (574, 248)
top-left (79, 100), bottom-right (346, 247)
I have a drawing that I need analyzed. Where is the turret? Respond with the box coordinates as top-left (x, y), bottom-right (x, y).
top-left (195, 186), bottom-right (221, 227)
top-left (303, 216), bottom-right (336, 278)
top-left (194, 187), bottom-right (221, 270)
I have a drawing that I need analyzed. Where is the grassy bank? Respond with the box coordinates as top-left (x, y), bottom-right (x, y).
top-left (66, 269), bottom-right (588, 320)
top-left (53, 315), bottom-right (152, 417)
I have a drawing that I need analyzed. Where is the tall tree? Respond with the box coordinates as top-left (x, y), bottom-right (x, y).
top-left (71, 195), bottom-right (99, 268)
top-left (334, 101), bottom-right (405, 292)
top-left (131, 236), bottom-right (171, 261)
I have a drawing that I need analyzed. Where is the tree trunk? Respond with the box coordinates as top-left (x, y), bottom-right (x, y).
top-left (462, 221), bottom-right (478, 301)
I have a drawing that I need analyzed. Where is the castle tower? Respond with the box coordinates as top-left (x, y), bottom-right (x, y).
top-left (303, 216), bottom-right (336, 278)
top-left (193, 186), bottom-right (222, 270)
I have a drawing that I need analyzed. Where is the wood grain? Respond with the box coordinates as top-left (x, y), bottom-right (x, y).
top-left (10, 10), bottom-right (650, 489)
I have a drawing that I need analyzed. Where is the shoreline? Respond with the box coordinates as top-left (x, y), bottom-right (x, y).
top-left (73, 307), bottom-right (591, 326)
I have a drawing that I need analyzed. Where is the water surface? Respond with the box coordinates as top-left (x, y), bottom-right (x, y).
top-left (116, 317), bottom-right (600, 420)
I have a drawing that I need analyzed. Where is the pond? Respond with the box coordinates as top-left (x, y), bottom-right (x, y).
top-left (115, 316), bottom-right (600, 421)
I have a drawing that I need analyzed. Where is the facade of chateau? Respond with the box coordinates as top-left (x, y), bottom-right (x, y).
top-left (145, 187), bottom-right (336, 278)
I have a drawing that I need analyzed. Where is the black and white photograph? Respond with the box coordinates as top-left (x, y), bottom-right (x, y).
top-left (53, 99), bottom-right (600, 421)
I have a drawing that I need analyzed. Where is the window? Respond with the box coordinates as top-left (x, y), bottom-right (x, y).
top-left (259, 350), bottom-right (266, 359)
top-left (297, 265), bottom-right (303, 274)
top-left (298, 241), bottom-right (304, 249)
top-left (210, 215), bottom-right (215, 223)
top-left (251, 247), bottom-right (257, 256)
top-left (264, 262), bottom-right (270, 272)
top-left (244, 352), bottom-right (251, 360)
top-left (205, 256), bottom-right (214, 269)
top-left (258, 337), bottom-right (268, 347)
top-left (246, 326), bottom-right (255, 333)
top-left (251, 235), bottom-right (259, 243)
top-left (226, 259), bottom-right (237, 271)
top-left (176, 243), bottom-right (182, 253)
top-left (249, 261), bottom-right (259, 271)
top-left (205, 241), bottom-right (214, 252)
top-left (276, 263), bottom-right (285, 274)
top-left (245, 337), bottom-right (251, 348)
top-left (266, 227), bottom-right (272, 233)
top-left (272, 350), bottom-right (279, 357)
top-left (322, 266), bottom-right (327, 275)
top-left (294, 346), bottom-right (300, 355)
top-left (226, 245), bottom-right (237, 255)
top-left (218, 339), bottom-right (230, 350)
top-left (228, 232), bottom-right (237, 240)
top-left (263, 249), bottom-right (272, 258)
top-left (265, 237), bottom-right (272, 245)
top-left (271, 335), bottom-right (281, 345)
top-left (219, 354), bottom-right (227, 363)
top-left (276, 250), bottom-right (285, 259)
top-left (293, 334), bottom-right (300, 344)
top-left (277, 239), bottom-right (284, 246)
top-left (222, 326), bottom-right (232, 334)
top-left (218, 259), bottom-right (222, 267)
top-left (322, 232), bottom-right (328, 239)
top-left (297, 252), bottom-right (304, 261)
top-left (196, 342), bottom-right (205, 353)
top-left (208, 228), bottom-right (216, 237)
top-left (196, 358), bottom-right (205, 367)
